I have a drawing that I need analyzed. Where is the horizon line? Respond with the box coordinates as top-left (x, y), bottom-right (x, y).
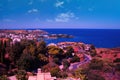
top-left (0, 28), bottom-right (120, 30)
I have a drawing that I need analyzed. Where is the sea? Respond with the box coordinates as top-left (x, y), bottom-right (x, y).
top-left (41, 29), bottom-right (120, 48)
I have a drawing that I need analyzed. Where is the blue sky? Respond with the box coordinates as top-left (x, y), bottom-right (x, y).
top-left (0, 0), bottom-right (120, 29)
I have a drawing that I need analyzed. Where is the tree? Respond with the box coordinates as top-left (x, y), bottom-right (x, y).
top-left (38, 54), bottom-right (48, 62)
top-left (86, 72), bottom-right (105, 80)
top-left (0, 75), bottom-right (8, 80)
top-left (17, 53), bottom-right (37, 71)
top-left (62, 59), bottom-right (70, 71)
top-left (22, 47), bottom-right (29, 54)
top-left (64, 46), bottom-right (74, 58)
top-left (113, 58), bottom-right (120, 63)
top-left (115, 64), bottom-right (120, 71)
top-left (89, 59), bottom-right (103, 70)
top-left (0, 40), bottom-right (5, 63)
top-left (16, 70), bottom-right (27, 80)
top-left (59, 71), bottom-right (68, 79)
top-left (70, 55), bottom-right (80, 63)
top-left (10, 42), bottom-right (24, 63)
top-left (50, 66), bottom-right (61, 77)
top-left (47, 45), bottom-right (63, 65)
top-left (42, 61), bottom-right (59, 72)
top-left (47, 45), bottom-right (63, 56)
top-left (36, 41), bottom-right (49, 66)
top-left (89, 45), bottom-right (97, 57)
top-left (20, 39), bottom-right (36, 48)
top-left (0, 63), bottom-right (7, 76)
top-left (23, 44), bottom-right (36, 56)
top-left (53, 58), bottom-right (61, 65)
top-left (29, 44), bottom-right (36, 56)
top-left (37, 54), bottom-right (49, 66)
top-left (37, 40), bottom-right (46, 55)
top-left (74, 68), bottom-right (88, 80)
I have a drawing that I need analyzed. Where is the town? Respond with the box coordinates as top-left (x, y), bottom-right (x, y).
top-left (0, 30), bottom-right (73, 44)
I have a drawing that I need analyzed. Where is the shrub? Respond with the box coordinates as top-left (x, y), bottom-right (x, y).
top-left (70, 55), bottom-right (80, 63)
top-left (16, 70), bottom-right (27, 80)
top-left (0, 75), bottom-right (8, 80)
top-left (89, 59), bottom-right (103, 70)
top-left (113, 58), bottom-right (120, 63)
top-left (86, 72), bottom-right (105, 80)
top-left (115, 64), bottom-right (120, 71)
top-left (50, 66), bottom-right (61, 77)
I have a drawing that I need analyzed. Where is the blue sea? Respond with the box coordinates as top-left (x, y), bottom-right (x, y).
top-left (41, 29), bottom-right (120, 48)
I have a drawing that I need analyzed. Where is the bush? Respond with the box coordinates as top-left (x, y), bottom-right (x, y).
top-left (62, 59), bottom-right (70, 71)
top-left (70, 55), bottom-right (80, 63)
top-left (53, 58), bottom-right (61, 65)
top-left (17, 53), bottom-right (39, 71)
top-left (47, 46), bottom-right (63, 56)
top-left (0, 75), bottom-right (8, 80)
top-left (50, 66), bottom-right (61, 77)
top-left (0, 64), bottom-right (7, 76)
top-left (115, 64), bottom-right (120, 71)
top-left (74, 68), bottom-right (88, 79)
top-left (16, 70), bottom-right (27, 80)
top-left (64, 46), bottom-right (74, 58)
top-left (89, 59), bottom-right (103, 70)
top-left (86, 72), bottom-right (105, 80)
top-left (59, 71), bottom-right (68, 79)
top-left (42, 62), bottom-right (58, 72)
top-left (113, 58), bottom-right (120, 63)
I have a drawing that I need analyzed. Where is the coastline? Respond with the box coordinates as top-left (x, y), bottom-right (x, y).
top-left (0, 29), bottom-right (120, 80)
top-left (1, 29), bottom-right (120, 48)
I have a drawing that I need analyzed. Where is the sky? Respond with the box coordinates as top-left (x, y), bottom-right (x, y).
top-left (0, 0), bottom-right (120, 29)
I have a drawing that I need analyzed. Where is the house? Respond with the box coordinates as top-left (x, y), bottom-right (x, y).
top-left (28, 68), bottom-right (56, 80)
top-left (13, 38), bottom-right (21, 43)
top-left (28, 76), bottom-right (36, 80)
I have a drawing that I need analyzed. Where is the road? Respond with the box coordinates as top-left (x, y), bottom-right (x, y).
top-left (59, 54), bottom-right (92, 70)
top-left (69, 54), bottom-right (92, 70)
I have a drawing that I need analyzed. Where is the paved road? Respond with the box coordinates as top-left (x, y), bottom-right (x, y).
top-left (59, 54), bottom-right (91, 70)
top-left (69, 54), bottom-right (91, 70)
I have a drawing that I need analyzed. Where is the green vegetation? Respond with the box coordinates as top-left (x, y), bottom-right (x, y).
top-left (50, 66), bottom-right (60, 77)
top-left (113, 58), bottom-right (120, 63)
top-left (62, 59), bottom-right (70, 71)
top-left (115, 64), bottom-right (120, 71)
top-left (89, 58), bottom-right (103, 70)
top-left (89, 45), bottom-right (97, 57)
top-left (64, 46), bottom-right (74, 58)
top-left (17, 53), bottom-right (36, 71)
top-left (0, 75), bottom-right (8, 80)
top-left (0, 39), bottom-right (119, 80)
top-left (86, 72), bottom-right (105, 80)
top-left (70, 55), bottom-right (80, 63)
top-left (47, 45), bottom-right (63, 56)
top-left (74, 68), bottom-right (87, 80)
top-left (16, 70), bottom-right (27, 80)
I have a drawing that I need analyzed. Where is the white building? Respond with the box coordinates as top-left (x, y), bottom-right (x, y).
top-left (28, 68), bottom-right (56, 80)
top-left (13, 38), bottom-right (21, 43)
top-left (8, 76), bottom-right (17, 80)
